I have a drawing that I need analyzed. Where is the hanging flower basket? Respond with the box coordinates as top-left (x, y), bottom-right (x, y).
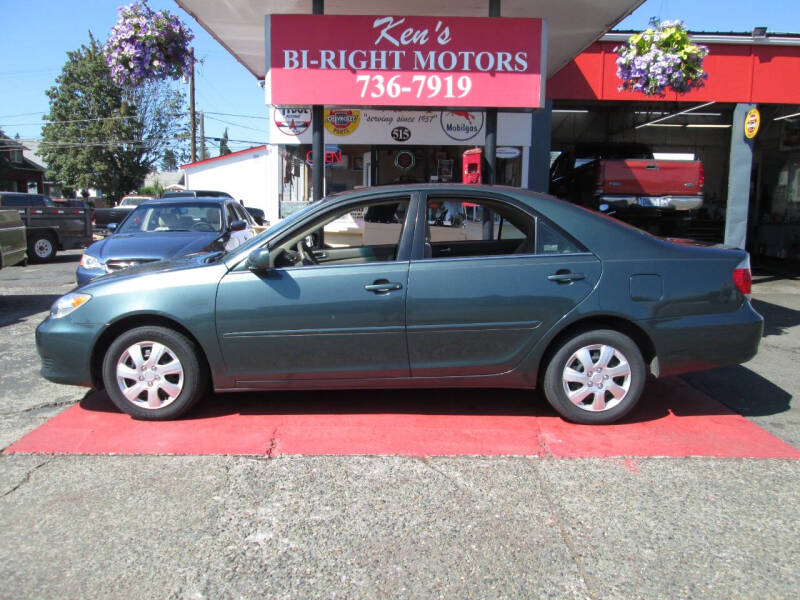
top-left (104, 1), bottom-right (194, 87)
top-left (615, 19), bottom-right (709, 96)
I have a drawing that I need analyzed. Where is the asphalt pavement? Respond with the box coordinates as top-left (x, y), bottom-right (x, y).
top-left (1, 250), bottom-right (798, 599)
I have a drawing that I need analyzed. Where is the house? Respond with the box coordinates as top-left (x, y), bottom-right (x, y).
top-left (180, 145), bottom-right (275, 222)
top-left (0, 134), bottom-right (45, 194)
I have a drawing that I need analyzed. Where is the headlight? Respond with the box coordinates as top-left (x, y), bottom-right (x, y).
top-left (50, 293), bottom-right (92, 319)
top-left (79, 254), bottom-right (102, 270)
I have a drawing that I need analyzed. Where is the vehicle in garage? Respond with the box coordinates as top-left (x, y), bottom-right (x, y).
top-left (38, 184), bottom-right (762, 424)
top-left (549, 143), bottom-right (704, 236)
top-left (0, 191), bottom-right (93, 262)
top-left (76, 196), bottom-right (256, 285)
top-left (0, 209), bottom-right (27, 268)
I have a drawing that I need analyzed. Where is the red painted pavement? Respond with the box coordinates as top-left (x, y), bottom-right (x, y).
top-left (5, 377), bottom-right (799, 458)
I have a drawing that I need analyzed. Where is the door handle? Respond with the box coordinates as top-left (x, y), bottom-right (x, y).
top-left (313, 251), bottom-right (327, 260)
top-left (547, 272), bottom-right (585, 283)
top-left (364, 281), bottom-right (403, 293)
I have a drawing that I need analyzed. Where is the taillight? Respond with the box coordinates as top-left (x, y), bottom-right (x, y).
top-left (698, 163), bottom-right (705, 190)
top-left (733, 255), bottom-right (752, 298)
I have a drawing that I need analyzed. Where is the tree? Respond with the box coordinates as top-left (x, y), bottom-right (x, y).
top-left (219, 128), bottom-right (231, 156)
top-left (40, 35), bottom-right (188, 203)
top-left (161, 148), bottom-right (178, 171)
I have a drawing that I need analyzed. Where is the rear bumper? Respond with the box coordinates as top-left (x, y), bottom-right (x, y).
top-left (599, 195), bottom-right (703, 211)
top-left (646, 302), bottom-right (764, 378)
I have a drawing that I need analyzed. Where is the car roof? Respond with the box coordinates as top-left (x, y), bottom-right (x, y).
top-left (161, 190), bottom-right (233, 197)
top-left (138, 197), bottom-right (231, 206)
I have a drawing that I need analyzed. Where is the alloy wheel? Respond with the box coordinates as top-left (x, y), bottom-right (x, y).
top-left (561, 343), bottom-right (632, 412)
top-left (115, 341), bottom-right (185, 409)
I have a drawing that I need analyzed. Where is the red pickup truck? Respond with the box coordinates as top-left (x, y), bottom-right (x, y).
top-left (550, 143), bottom-right (704, 234)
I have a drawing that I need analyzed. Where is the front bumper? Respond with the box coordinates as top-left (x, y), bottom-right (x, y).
top-left (36, 316), bottom-right (101, 387)
top-left (76, 265), bottom-right (106, 286)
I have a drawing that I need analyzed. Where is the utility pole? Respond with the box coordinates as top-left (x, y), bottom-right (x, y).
top-left (311, 0), bottom-right (324, 201)
top-left (189, 48), bottom-right (196, 163)
top-left (199, 111), bottom-right (206, 160)
top-left (483, 0), bottom-right (500, 186)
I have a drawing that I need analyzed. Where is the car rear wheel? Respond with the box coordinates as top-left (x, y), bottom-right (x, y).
top-left (543, 329), bottom-right (645, 425)
top-left (102, 326), bottom-right (207, 420)
top-left (28, 232), bottom-right (57, 262)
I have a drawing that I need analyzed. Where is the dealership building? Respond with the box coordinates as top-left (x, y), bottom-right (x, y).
top-left (177, 1), bottom-right (800, 262)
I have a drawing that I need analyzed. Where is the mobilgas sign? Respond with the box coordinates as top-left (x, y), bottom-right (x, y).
top-left (266, 15), bottom-right (545, 108)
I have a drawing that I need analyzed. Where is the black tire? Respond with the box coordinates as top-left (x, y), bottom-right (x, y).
top-left (543, 329), bottom-right (646, 425)
top-left (102, 326), bottom-right (207, 420)
top-left (28, 232), bottom-right (57, 262)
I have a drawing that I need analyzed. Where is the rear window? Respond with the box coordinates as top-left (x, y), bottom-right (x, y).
top-left (0, 193), bottom-right (52, 207)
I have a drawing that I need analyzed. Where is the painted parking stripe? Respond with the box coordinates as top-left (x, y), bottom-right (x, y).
top-left (5, 378), bottom-right (799, 458)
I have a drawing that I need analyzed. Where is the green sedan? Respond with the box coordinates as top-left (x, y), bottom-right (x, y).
top-left (37, 185), bottom-right (763, 424)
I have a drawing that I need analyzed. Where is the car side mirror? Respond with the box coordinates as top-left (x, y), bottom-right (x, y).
top-left (230, 219), bottom-right (247, 232)
top-left (107, 223), bottom-right (117, 232)
top-left (246, 248), bottom-right (271, 271)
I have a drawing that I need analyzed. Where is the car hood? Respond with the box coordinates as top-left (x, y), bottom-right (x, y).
top-left (87, 231), bottom-right (223, 261)
top-left (79, 252), bottom-right (225, 290)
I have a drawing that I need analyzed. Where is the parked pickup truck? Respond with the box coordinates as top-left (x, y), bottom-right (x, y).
top-left (93, 195), bottom-right (152, 233)
top-left (550, 143), bottom-right (704, 235)
top-left (0, 209), bottom-right (27, 268)
top-left (0, 192), bottom-right (93, 262)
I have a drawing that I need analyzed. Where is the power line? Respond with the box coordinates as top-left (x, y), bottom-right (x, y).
top-left (204, 114), bottom-right (266, 133)
top-left (0, 112), bottom-right (46, 119)
top-left (204, 111), bottom-right (268, 120)
top-left (0, 115), bottom-right (138, 127)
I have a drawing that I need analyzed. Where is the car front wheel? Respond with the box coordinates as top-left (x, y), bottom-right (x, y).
top-left (102, 326), bottom-right (207, 420)
top-left (543, 329), bottom-right (645, 425)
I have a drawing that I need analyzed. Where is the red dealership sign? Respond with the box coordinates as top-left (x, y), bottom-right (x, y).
top-left (266, 15), bottom-right (545, 109)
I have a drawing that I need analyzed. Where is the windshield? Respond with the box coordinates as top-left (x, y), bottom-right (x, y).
top-left (117, 204), bottom-right (223, 233)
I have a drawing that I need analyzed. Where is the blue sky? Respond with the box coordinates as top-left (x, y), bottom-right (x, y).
top-left (2, 0), bottom-right (799, 154)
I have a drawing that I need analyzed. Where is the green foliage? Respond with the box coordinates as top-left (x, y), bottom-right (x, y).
top-left (40, 35), bottom-right (188, 203)
top-left (219, 128), bottom-right (231, 156)
top-left (138, 182), bottom-right (164, 197)
top-left (161, 148), bottom-right (178, 171)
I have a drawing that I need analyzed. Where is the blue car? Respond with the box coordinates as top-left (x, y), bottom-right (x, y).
top-left (77, 197), bottom-right (256, 285)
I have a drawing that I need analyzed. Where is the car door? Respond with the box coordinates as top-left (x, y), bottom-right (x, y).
top-left (405, 191), bottom-right (601, 377)
top-left (215, 194), bottom-right (416, 384)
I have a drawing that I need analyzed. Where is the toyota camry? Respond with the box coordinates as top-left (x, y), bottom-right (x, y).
top-left (38, 184), bottom-right (762, 424)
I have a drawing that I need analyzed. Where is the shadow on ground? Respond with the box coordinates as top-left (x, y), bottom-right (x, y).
top-left (682, 365), bottom-right (793, 417)
top-left (751, 298), bottom-right (800, 337)
top-left (0, 294), bottom-right (61, 327)
top-left (79, 369), bottom-right (792, 424)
